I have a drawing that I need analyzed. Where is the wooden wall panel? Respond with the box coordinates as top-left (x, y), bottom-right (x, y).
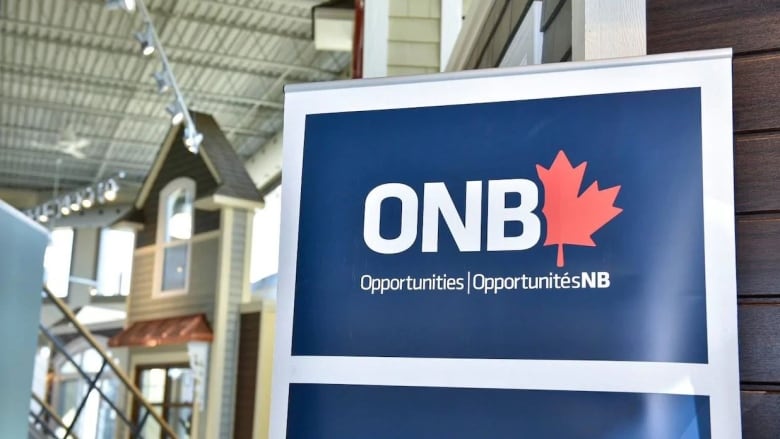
top-left (736, 216), bottom-right (780, 296)
top-left (742, 391), bottom-right (780, 439)
top-left (647, 0), bottom-right (780, 434)
top-left (233, 312), bottom-right (260, 439)
top-left (735, 133), bottom-right (780, 213)
top-left (733, 53), bottom-right (780, 133)
top-left (739, 304), bottom-right (780, 383)
top-left (647, 0), bottom-right (780, 55)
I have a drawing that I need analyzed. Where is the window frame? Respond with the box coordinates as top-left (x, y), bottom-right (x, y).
top-left (153, 177), bottom-right (195, 298)
top-left (133, 363), bottom-right (195, 439)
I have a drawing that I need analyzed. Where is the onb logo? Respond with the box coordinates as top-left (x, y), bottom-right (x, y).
top-left (362, 150), bottom-right (622, 267)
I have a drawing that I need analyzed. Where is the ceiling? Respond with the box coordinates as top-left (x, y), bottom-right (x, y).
top-left (0, 0), bottom-right (350, 202)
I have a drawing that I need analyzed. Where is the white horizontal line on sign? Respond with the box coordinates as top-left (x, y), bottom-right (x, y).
top-left (288, 356), bottom-right (715, 396)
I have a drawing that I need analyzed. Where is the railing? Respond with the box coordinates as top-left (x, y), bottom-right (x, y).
top-left (29, 287), bottom-right (179, 439)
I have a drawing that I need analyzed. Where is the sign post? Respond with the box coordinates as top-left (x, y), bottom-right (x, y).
top-left (271, 49), bottom-right (740, 438)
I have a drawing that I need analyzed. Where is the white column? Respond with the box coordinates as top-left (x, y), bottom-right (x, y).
top-left (571, 0), bottom-right (646, 61)
top-left (363, 0), bottom-right (390, 78)
top-left (439, 0), bottom-right (463, 71)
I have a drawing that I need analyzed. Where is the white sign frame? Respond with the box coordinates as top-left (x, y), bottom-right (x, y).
top-left (271, 49), bottom-right (739, 438)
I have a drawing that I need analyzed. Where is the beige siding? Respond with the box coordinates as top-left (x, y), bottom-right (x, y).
top-left (388, 0), bottom-right (441, 73)
top-left (387, 65), bottom-right (439, 76)
top-left (218, 209), bottom-right (249, 436)
top-left (128, 235), bottom-right (219, 323)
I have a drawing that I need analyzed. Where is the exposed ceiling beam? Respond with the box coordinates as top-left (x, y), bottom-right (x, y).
top-left (0, 124), bottom-right (158, 148)
top-left (0, 165), bottom-right (145, 185)
top-left (0, 26), bottom-right (326, 88)
top-left (0, 145), bottom-right (151, 171)
top-left (75, 0), bottom-right (312, 40)
top-left (1, 95), bottom-right (168, 123)
top-left (0, 96), bottom-right (273, 138)
top-left (191, 0), bottom-right (314, 24)
top-left (0, 63), bottom-right (285, 110)
top-left (1, 18), bottom-right (340, 77)
top-left (0, 172), bottom-right (97, 190)
top-left (227, 69), bottom-right (292, 143)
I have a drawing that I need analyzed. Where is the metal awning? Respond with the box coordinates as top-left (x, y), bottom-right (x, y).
top-left (108, 313), bottom-right (213, 348)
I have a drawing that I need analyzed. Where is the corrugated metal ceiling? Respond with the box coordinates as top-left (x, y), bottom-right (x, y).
top-left (0, 0), bottom-right (350, 193)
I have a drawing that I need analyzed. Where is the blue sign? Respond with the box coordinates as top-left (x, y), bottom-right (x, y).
top-left (272, 50), bottom-right (741, 438)
top-left (288, 384), bottom-right (711, 439)
top-left (293, 88), bottom-right (707, 363)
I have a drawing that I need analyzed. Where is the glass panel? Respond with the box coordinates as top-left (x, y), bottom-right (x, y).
top-left (44, 228), bottom-right (74, 297)
top-left (139, 368), bottom-right (166, 404)
top-left (162, 244), bottom-right (188, 291)
top-left (81, 349), bottom-right (104, 373)
top-left (96, 378), bottom-right (117, 439)
top-left (96, 228), bottom-right (135, 296)
top-left (139, 405), bottom-right (162, 439)
top-left (56, 378), bottom-right (81, 419)
top-left (166, 188), bottom-right (193, 242)
top-left (167, 368), bottom-right (194, 404)
top-left (73, 388), bottom-right (101, 439)
top-left (167, 406), bottom-right (193, 439)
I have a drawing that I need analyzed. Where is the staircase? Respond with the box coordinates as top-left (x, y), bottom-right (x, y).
top-left (28, 287), bottom-right (179, 439)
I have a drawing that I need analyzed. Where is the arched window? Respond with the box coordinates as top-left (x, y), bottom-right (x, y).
top-left (156, 178), bottom-right (195, 295)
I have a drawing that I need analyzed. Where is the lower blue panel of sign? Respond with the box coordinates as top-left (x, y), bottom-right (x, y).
top-left (287, 384), bottom-right (711, 439)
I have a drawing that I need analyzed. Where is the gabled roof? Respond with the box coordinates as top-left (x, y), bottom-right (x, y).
top-left (134, 111), bottom-right (262, 209)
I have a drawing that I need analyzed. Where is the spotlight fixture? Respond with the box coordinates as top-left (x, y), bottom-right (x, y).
top-left (60, 196), bottom-right (71, 216)
top-left (105, 0), bottom-right (136, 12)
top-left (134, 24), bottom-right (155, 56)
top-left (25, 174), bottom-right (125, 224)
top-left (70, 194), bottom-right (82, 212)
top-left (153, 70), bottom-right (171, 94)
top-left (104, 179), bottom-right (119, 202)
top-left (115, 0), bottom-right (201, 155)
top-left (166, 101), bottom-right (185, 125)
top-left (183, 125), bottom-right (204, 153)
top-left (82, 187), bottom-right (95, 208)
top-left (36, 204), bottom-right (50, 223)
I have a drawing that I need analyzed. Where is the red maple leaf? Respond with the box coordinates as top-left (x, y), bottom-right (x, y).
top-left (535, 150), bottom-right (622, 268)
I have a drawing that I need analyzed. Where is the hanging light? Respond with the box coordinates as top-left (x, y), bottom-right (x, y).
top-left (104, 179), bottom-right (119, 201)
top-left (183, 125), bottom-right (203, 154)
top-left (166, 101), bottom-right (185, 125)
top-left (60, 196), bottom-right (71, 216)
top-left (134, 24), bottom-right (155, 56)
top-left (105, 0), bottom-right (136, 12)
top-left (36, 205), bottom-right (49, 223)
top-left (82, 187), bottom-right (95, 208)
top-left (70, 194), bottom-right (82, 212)
top-left (153, 70), bottom-right (171, 94)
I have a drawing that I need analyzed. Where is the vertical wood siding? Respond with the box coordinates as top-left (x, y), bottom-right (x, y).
top-left (233, 312), bottom-right (260, 439)
top-left (218, 209), bottom-right (249, 437)
top-left (647, 1), bottom-right (780, 436)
